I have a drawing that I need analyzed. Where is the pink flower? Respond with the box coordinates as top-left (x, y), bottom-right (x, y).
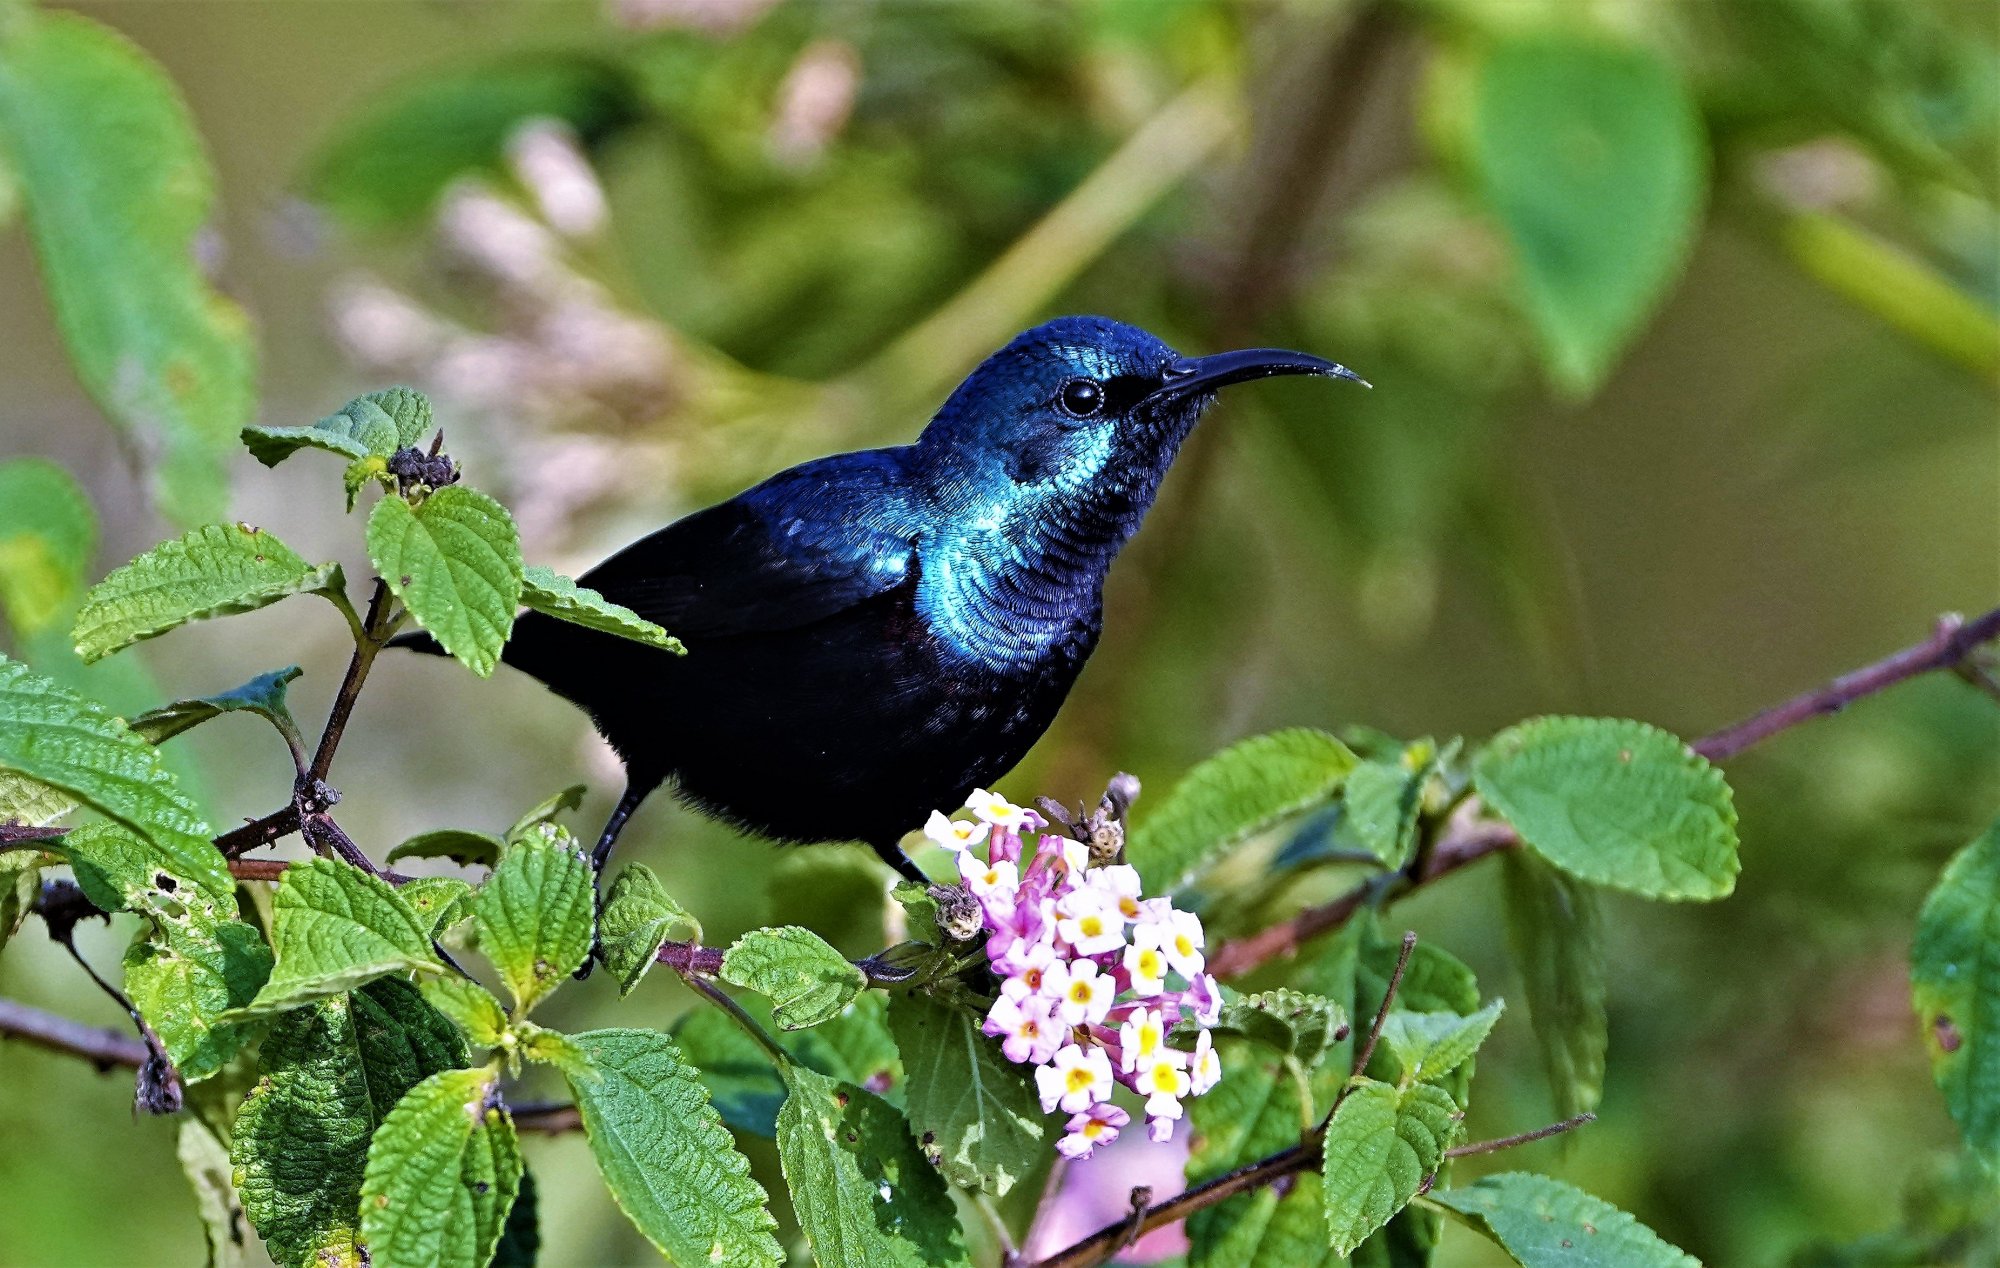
top-left (1056, 1103), bottom-right (1129, 1160)
top-left (984, 994), bottom-right (1061, 1065)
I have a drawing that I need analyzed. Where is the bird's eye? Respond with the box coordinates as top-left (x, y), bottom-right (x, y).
top-left (1058, 378), bottom-right (1105, 418)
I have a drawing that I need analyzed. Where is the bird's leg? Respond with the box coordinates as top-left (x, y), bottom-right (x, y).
top-left (592, 783), bottom-right (647, 873)
top-left (870, 837), bottom-right (931, 886)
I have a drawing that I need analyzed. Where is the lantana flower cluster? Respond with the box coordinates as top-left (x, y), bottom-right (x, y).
top-left (925, 790), bottom-right (1223, 1160)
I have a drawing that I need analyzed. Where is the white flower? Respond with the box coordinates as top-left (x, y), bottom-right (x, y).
top-left (924, 810), bottom-right (989, 852)
top-left (1036, 1042), bottom-right (1114, 1114)
top-left (1185, 972), bottom-right (1224, 1026)
top-left (1051, 959), bottom-right (1115, 1027)
top-left (983, 994), bottom-right (1060, 1065)
top-left (965, 788), bottom-right (1032, 831)
top-left (1000, 941), bottom-right (1058, 1002)
top-left (1147, 1112), bottom-right (1178, 1143)
top-left (1056, 1103), bottom-right (1128, 1159)
top-left (957, 849), bottom-right (1020, 904)
top-left (1132, 1047), bottom-right (1190, 1115)
top-left (1121, 940), bottom-right (1169, 997)
top-left (1091, 864), bottom-right (1146, 923)
top-left (1117, 1006), bottom-right (1167, 1076)
top-left (1056, 890), bottom-right (1127, 957)
top-left (1161, 909), bottom-right (1207, 978)
top-left (1190, 1028), bottom-right (1222, 1095)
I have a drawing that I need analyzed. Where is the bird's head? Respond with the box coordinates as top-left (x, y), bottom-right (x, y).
top-left (917, 315), bottom-right (1366, 539)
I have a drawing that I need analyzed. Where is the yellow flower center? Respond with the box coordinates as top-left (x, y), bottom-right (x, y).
top-left (1118, 897), bottom-right (1142, 918)
top-left (1078, 915), bottom-right (1104, 937)
top-left (1068, 981), bottom-right (1092, 1004)
top-left (1066, 1066), bottom-right (1094, 1093)
top-left (1175, 933), bottom-right (1196, 958)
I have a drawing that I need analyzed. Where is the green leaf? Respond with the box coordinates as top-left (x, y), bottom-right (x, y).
top-left (1131, 728), bottom-right (1359, 891)
top-left (306, 55), bottom-right (640, 231)
top-left (545, 1028), bottom-right (781, 1267)
top-left (1339, 759), bottom-right (1427, 870)
top-left (885, 989), bottom-right (1049, 1196)
top-left (1474, 716), bottom-right (1738, 900)
top-left (521, 566), bottom-right (684, 653)
top-left (124, 910), bottom-right (272, 1081)
top-left (776, 1063), bottom-right (971, 1268)
top-left (0, 851), bottom-right (44, 955)
top-left (178, 1119), bottom-right (248, 1268)
top-left (600, 862), bottom-right (700, 996)
top-left (472, 827), bottom-right (594, 1013)
top-left (1434, 1172), bottom-right (1698, 1267)
top-left (127, 665), bottom-right (305, 752)
top-left (73, 523), bottom-right (342, 664)
top-left (505, 784), bottom-right (585, 842)
top-left (0, 9), bottom-right (257, 525)
top-left (1202, 987), bottom-right (1350, 1068)
top-left (420, 975), bottom-right (509, 1048)
top-left (722, 926), bottom-right (866, 1030)
top-left (1502, 852), bottom-right (1607, 1121)
top-left (367, 487), bottom-right (523, 678)
top-left (1320, 1080), bottom-right (1461, 1254)
top-left (386, 829), bottom-right (505, 869)
top-left (231, 858), bottom-right (440, 1018)
top-left (1377, 1000), bottom-right (1505, 1087)
top-left (359, 1066), bottom-right (522, 1268)
top-left (673, 1006), bottom-right (790, 1138)
top-left (0, 458), bottom-right (95, 635)
top-left (0, 655), bottom-right (231, 908)
top-left (401, 876), bottom-right (477, 937)
top-left (233, 981), bottom-right (467, 1266)
top-left (1186, 1036), bottom-right (1345, 1268)
top-left (1913, 818), bottom-right (2000, 1171)
top-left (245, 387), bottom-right (431, 466)
top-left (1465, 36), bottom-right (1706, 395)
top-left (0, 769), bottom-right (76, 828)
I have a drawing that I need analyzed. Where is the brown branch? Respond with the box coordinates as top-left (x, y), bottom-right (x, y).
top-left (1445, 1112), bottom-right (1595, 1158)
top-left (510, 1101), bottom-right (582, 1134)
top-left (214, 805), bottom-right (303, 858)
top-left (1209, 604), bottom-right (2000, 980)
top-left (0, 997), bottom-right (147, 1069)
top-left (308, 577), bottom-right (392, 786)
top-left (656, 939), bottom-right (726, 976)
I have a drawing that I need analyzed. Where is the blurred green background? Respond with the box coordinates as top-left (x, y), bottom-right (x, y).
top-left (0, 0), bottom-right (1996, 1264)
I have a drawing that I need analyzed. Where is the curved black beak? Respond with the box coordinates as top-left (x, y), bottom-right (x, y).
top-left (1147, 347), bottom-right (1370, 403)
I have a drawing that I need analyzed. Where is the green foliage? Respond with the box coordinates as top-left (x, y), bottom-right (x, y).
top-left (599, 863), bottom-right (701, 995)
top-left (358, 1066), bottom-right (522, 1268)
top-left (1912, 818), bottom-right (2000, 1171)
top-left (1186, 1034), bottom-right (1343, 1268)
top-left (1502, 851), bottom-right (1607, 1120)
top-left (0, 8), bottom-right (256, 525)
top-left (886, 989), bottom-right (1050, 1196)
top-left (0, 458), bottom-right (94, 634)
top-left (1377, 1000), bottom-right (1505, 1086)
top-left (1475, 716), bottom-right (1739, 900)
top-left (367, 486), bottom-right (524, 677)
top-left (1319, 1079), bottom-right (1462, 1254)
top-left (471, 826), bottom-right (595, 1013)
top-left (127, 665), bottom-right (304, 749)
top-left (722, 925), bottom-right (866, 1030)
top-left (547, 1028), bottom-right (781, 1266)
top-left (123, 906), bottom-right (272, 1082)
top-left (1339, 756), bottom-right (1430, 870)
top-left (1463, 36), bottom-right (1706, 395)
top-left (233, 981), bottom-right (466, 1266)
top-left (521, 566), bottom-right (684, 653)
top-left (419, 976), bottom-right (509, 1049)
top-left (1206, 987), bottom-right (1350, 1067)
top-left (72, 522), bottom-right (343, 665)
top-left (1130, 727), bottom-right (1360, 891)
top-left (307, 55), bottom-right (641, 231)
top-left (233, 858), bottom-right (440, 1018)
top-left (243, 387), bottom-right (435, 510)
top-left (402, 877), bottom-right (476, 938)
top-left (0, 654), bottom-right (232, 906)
top-left (387, 829), bottom-right (505, 869)
top-left (1434, 1172), bottom-right (1697, 1266)
top-left (775, 1062), bottom-right (970, 1268)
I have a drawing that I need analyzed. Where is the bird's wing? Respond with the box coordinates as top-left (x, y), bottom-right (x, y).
top-left (576, 455), bottom-right (919, 641)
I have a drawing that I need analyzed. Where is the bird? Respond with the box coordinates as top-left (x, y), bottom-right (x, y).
top-left (395, 316), bottom-right (1365, 884)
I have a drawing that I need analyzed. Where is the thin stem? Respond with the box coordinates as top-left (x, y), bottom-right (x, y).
top-left (308, 578), bottom-right (392, 786)
top-left (688, 974), bottom-right (788, 1066)
top-left (1333, 930), bottom-right (1414, 1115)
top-left (973, 1192), bottom-right (1018, 1263)
top-left (0, 997), bottom-right (147, 1069)
top-left (1445, 1112), bottom-right (1596, 1158)
top-left (656, 938), bottom-right (726, 976)
top-left (213, 805), bottom-right (303, 858)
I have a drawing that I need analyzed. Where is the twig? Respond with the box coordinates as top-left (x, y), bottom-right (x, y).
top-left (308, 578), bottom-right (393, 786)
top-left (1208, 605), bottom-right (2000, 979)
top-left (655, 939), bottom-right (726, 976)
top-left (1338, 930), bottom-right (1414, 1109)
top-left (0, 997), bottom-right (147, 1069)
top-left (1445, 1112), bottom-right (1595, 1158)
top-left (509, 1101), bottom-right (582, 1134)
top-left (213, 805), bottom-right (303, 858)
